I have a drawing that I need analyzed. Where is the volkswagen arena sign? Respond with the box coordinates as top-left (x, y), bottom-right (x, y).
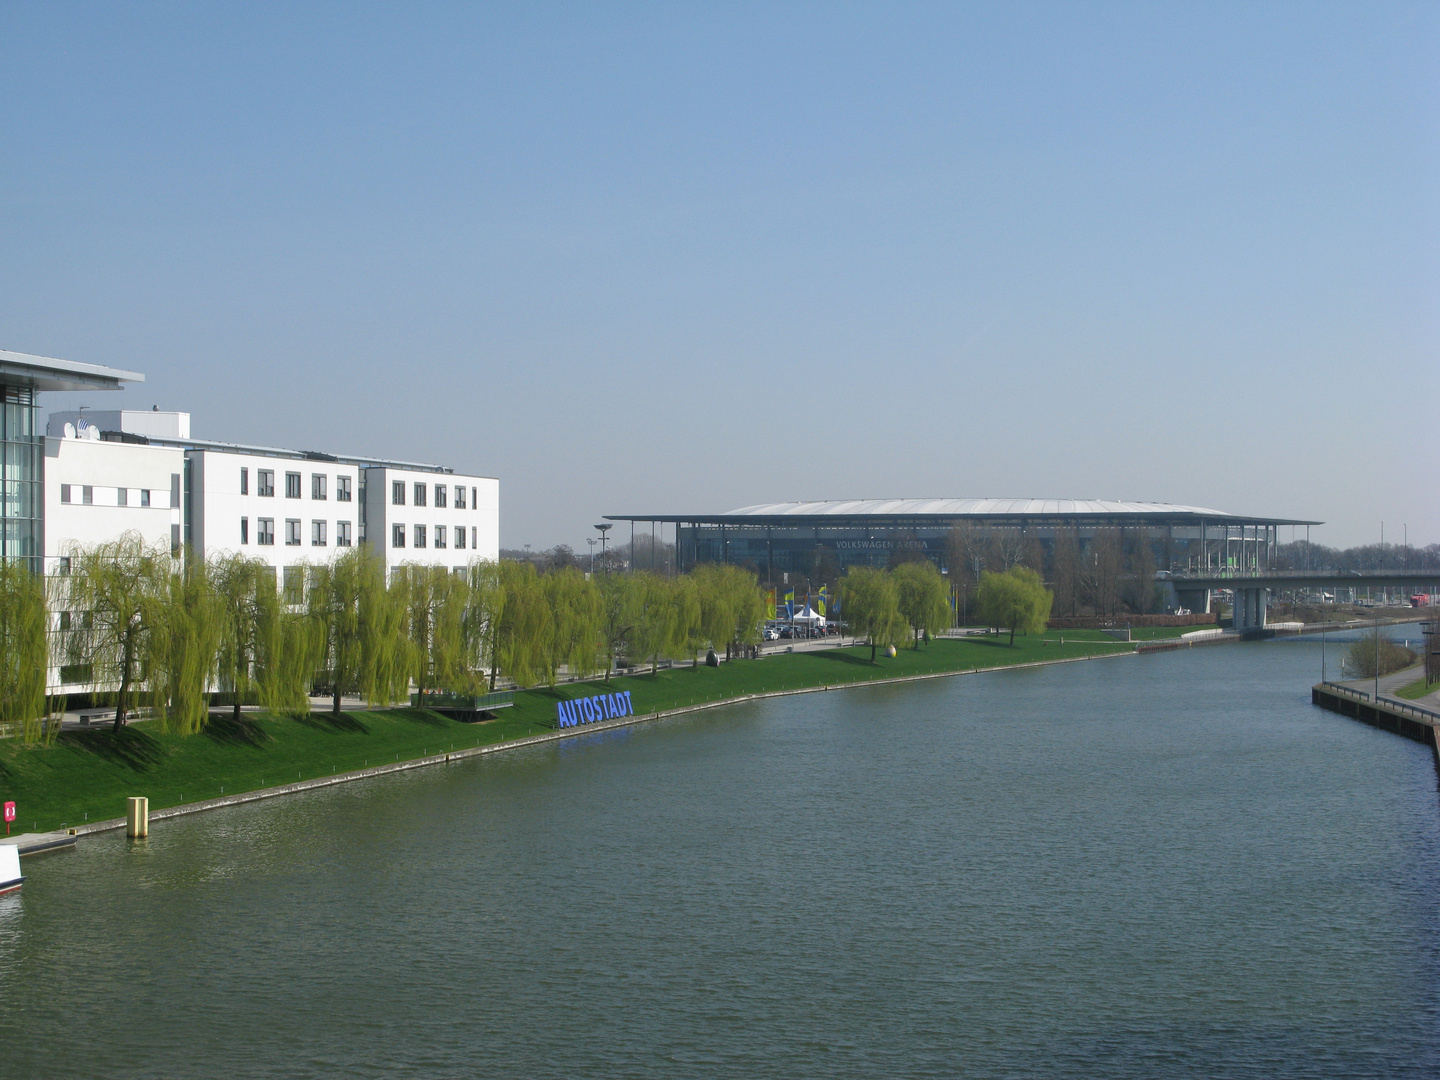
top-left (557, 690), bottom-right (635, 728)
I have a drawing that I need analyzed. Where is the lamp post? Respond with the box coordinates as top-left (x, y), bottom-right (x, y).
top-left (594, 524), bottom-right (612, 572)
top-left (587, 537), bottom-right (597, 575)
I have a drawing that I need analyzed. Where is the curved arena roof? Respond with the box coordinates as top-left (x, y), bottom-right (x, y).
top-left (606, 499), bottom-right (1319, 526)
top-left (724, 499), bottom-right (1230, 517)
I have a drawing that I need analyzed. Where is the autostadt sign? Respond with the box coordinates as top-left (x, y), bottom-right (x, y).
top-left (557, 690), bottom-right (635, 728)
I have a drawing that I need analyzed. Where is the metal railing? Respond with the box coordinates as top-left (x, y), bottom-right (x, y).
top-left (1317, 681), bottom-right (1440, 726)
top-left (410, 689), bottom-right (515, 711)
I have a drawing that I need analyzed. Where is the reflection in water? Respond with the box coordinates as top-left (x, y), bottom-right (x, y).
top-left (1, 641), bottom-right (1437, 1079)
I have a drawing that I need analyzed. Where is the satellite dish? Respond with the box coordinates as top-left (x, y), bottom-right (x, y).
top-left (86, 426), bottom-right (101, 441)
top-left (63, 422), bottom-right (76, 439)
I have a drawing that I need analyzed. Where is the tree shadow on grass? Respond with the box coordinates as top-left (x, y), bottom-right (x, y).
top-left (57, 727), bottom-right (166, 773)
top-left (811, 650), bottom-right (883, 669)
top-left (291, 711), bottom-right (370, 735)
top-left (204, 714), bottom-right (273, 748)
top-left (377, 707), bottom-right (449, 729)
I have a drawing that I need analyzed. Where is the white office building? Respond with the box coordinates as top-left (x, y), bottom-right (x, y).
top-left (45, 410), bottom-right (499, 581)
top-left (43, 430), bottom-right (185, 573)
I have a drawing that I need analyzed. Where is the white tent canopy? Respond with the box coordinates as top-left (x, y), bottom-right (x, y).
top-left (791, 605), bottom-right (826, 625)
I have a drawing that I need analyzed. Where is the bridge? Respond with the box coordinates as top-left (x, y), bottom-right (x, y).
top-left (1162, 570), bottom-right (1440, 632)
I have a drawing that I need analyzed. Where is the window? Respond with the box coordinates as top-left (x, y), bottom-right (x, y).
top-left (455, 526), bottom-right (466, 550)
top-left (60, 484), bottom-right (71, 503)
top-left (258, 518), bottom-right (275, 545)
top-left (171, 474), bottom-right (180, 509)
top-left (337, 476), bottom-right (352, 502)
top-left (240, 467), bottom-right (249, 495)
top-left (258, 469), bottom-right (275, 497)
top-left (282, 567), bottom-right (304, 606)
top-left (435, 484), bottom-right (447, 508)
top-left (392, 523), bottom-right (406, 548)
top-left (117, 487), bottom-right (128, 506)
top-left (285, 519), bottom-right (302, 546)
top-left (58, 610), bottom-right (71, 632)
top-left (285, 472), bottom-right (301, 499)
top-left (414, 524), bottom-right (427, 548)
top-left (471, 487), bottom-right (477, 510)
top-left (337, 520), bottom-right (352, 547)
top-left (392, 480), bottom-right (405, 505)
top-left (471, 526), bottom-right (477, 550)
top-left (312, 520), bottom-right (327, 546)
top-left (56, 557), bottom-right (71, 576)
top-left (312, 474), bottom-right (327, 500)
top-left (454, 485), bottom-right (466, 509)
top-left (413, 482), bottom-right (427, 507)
top-left (435, 525), bottom-right (447, 549)
top-left (241, 517), bottom-right (249, 545)
top-left (82, 485), bottom-right (93, 505)
top-left (140, 489), bottom-right (151, 507)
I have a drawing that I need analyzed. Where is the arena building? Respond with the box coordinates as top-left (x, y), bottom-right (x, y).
top-left (605, 499), bottom-right (1319, 581)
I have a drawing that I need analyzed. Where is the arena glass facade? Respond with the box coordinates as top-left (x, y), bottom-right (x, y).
top-left (605, 499), bottom-right (1319, 580)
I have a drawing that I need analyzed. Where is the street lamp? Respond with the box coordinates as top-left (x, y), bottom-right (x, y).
top-left (587, 537), bottom-right (597, 575)
top-left (594, 524), bottom-right (612, 572)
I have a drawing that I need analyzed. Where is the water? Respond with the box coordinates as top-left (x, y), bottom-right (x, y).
top-left (2, 642), bottom-right (1438, 1078)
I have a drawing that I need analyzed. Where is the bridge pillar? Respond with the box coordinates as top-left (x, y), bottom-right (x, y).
top-left (1232, 587), bottom-right (1268, 632)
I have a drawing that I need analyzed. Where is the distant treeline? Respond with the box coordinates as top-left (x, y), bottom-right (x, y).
top-left (1276, 541), bottom-right (1440, 573)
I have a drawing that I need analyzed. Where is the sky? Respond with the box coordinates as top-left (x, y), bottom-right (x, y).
top-left (2, 2), bottom-right (1436, 550)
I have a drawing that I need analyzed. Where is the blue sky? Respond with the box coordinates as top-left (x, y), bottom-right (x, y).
top-left (3, 2), bottom-right (1436, 549)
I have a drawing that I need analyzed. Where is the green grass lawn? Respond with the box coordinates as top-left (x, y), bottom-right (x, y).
top-left (0, 635), bottom-right (1130, 832)
top-left (1394, 673), bottom-right (1439, 701)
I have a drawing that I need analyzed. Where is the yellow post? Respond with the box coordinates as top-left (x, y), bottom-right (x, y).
top-left (126, 797), bottom-right (149, 838)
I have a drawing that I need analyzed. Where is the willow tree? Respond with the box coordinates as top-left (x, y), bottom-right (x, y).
top-left (307, 546), bottom-right (404, 715)
top-left (360, 564), bottom-right (412, 708)
top-left (694, 564), bottom-right (764, 661)
top-left (543, 567), bottom-right (603, 684)
top-left (464, 560), bottom-right (504, 694)
top-left (892, 560), bottom-right (951, 646)
top-left (628, 572), bottom-right (683, 673)
top-left (213, 554), bottom-right (279, 721)
top-left (61, 533), bottom-right (172, 731)
top-left (976, 566), bottom-right (1053, 645)
top-left (257, 598), bottom-right (321, 715)
top-left (597, 571), bottom-right (638, 680)
top-left (492, 560), bottom-right (552, 689)
top-left (154, 555), bottom-right (220, 735)
top-left (675, 571), bottom-right (708, 668)
top-left (841, 566), bottom-right (906, 662)
top-left (405, 564), bottom-right (470, 698)
top-left (1, 560), bottom-right (48, 743)
top-left (723, 566), bottom-right (767, 657)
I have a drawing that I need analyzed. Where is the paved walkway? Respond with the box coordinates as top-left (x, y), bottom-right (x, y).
top-left (1339, 665), bottom-right (1440, 712)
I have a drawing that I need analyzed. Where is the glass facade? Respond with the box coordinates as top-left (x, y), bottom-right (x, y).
top-left (1, 383), bottom-right (41, 570)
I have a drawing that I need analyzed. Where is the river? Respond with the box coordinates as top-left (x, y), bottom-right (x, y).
top-left (2, 640), bottom-right (1438, 1078)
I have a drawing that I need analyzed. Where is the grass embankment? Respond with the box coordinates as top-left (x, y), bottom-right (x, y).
top-left (0, 634), bottom-right (1132, 832)
top-left (1395, 673), bottom-right (1439, 702)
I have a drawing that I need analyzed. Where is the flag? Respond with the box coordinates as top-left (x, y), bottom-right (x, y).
top-left (766, 588), bottom-right (777, 620)
top-left (817, 586), bottom-right (827, 616)
top-left (784, 589), bottom-right (795, 618)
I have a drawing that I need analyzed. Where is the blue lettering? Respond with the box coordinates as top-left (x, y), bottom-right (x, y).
top-left (622, 690), bottom-right (633, 715)
top-left (583, 697), bottom-right (595, 723)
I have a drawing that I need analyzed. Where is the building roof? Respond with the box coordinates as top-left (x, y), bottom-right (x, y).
top-left (0, 348), bottom-right (144, 392)
top-left (606, 498), bottom-right (1320, 526)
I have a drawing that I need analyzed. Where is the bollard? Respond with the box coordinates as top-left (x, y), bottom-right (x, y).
top-left (126, 796), bottom-right (149, 838)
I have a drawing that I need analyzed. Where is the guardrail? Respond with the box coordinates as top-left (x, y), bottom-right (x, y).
top-left (1316, 681), bottom-right (1440, 726)
top-left (410, 690), bottom-right (515, 711)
